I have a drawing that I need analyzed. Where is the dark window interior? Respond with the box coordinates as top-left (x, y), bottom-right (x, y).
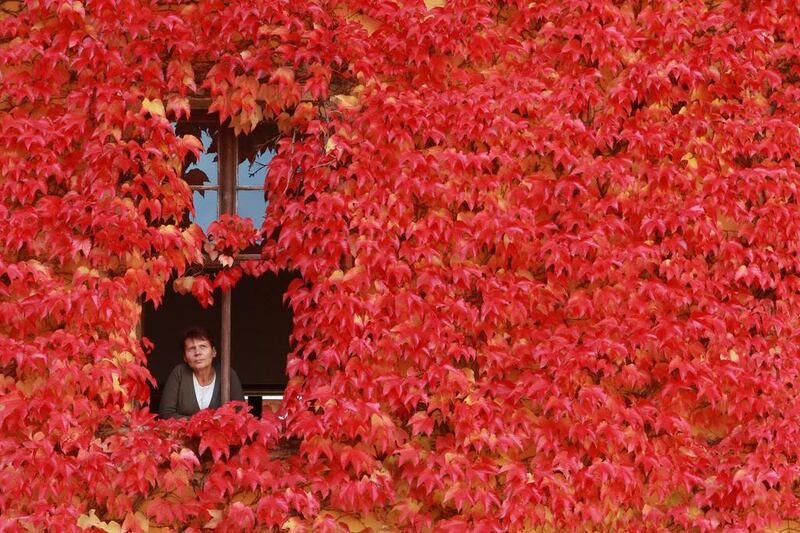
top-left (143, 271), bottom-right (296, 413)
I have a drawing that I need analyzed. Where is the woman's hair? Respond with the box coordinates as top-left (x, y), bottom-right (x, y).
top-left (180, 325), bottom-right (216, 351)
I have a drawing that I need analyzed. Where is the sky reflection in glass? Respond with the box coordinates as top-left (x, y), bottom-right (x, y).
top-left (238, 148), bottom-right (275, 187)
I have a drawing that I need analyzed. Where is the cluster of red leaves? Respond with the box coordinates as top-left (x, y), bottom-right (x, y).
top-left (4, 0), bottom-right (800, 530)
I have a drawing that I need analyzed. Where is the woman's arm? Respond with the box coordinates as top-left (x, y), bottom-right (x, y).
top-left (159, 365), bottom-right (188, 419)
top-left (230, 369), bottom-right (245, 402)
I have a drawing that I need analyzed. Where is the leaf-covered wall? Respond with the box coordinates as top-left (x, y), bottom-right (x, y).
top-left (3, 0), bottom-right (800, 530)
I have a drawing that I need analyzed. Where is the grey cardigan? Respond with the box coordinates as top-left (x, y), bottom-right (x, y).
top-left (158, 363), bottom-right (244, 419)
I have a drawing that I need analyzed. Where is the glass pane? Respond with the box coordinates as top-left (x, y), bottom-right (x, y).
top-left (237, 190), bottom-right (267, 226)
top-left (237, 120), bottom-right (278, 187)
top-left (184, 128), bottom-right (219, 187)
top-left (192, 190), bottom-right (218, 232)
top-left (238, 148), bottom-right (274, 187)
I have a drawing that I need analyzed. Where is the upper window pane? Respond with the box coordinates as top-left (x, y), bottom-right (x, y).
top-left (238, 148), bottom-right (274, 188)
top-left (176, 122), bottom-right (220, 188)
top-left (237, 121), bottom-right (278, 189)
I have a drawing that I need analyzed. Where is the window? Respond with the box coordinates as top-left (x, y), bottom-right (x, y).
top-left (144, 113), bottom-right (292, 417)
top-left (176, 114), bottom-right (277, 231)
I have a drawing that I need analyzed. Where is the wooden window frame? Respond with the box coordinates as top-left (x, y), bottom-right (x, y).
top-left (183, 102), bottom-right (267, 403)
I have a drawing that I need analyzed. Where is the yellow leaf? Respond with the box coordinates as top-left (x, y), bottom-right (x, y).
top-left (343, 264), bottom-right (364, 282)
top-left (717, 213), bottom-right (739, 233)
top-left (27, 260), bottom-right (49, 275)
top-left (58, 1), bottom-right (84, 17)
top-left (681, 152), bottom-right (698, 170)
top-left (271, 66), bottom-right (295, 84)
top-left (352, 13), bottom-right (380, 35)
top-left (132, 511), bottom-right (149, 531)
top-left (277, 111), bottom-right (292, 133)
top-left (122, 251), bottom-right (143, 270)
top-left (334, 7), bottom-right (381, 35)
top-left (247, 105), bottom-right (263, 132)
top-left (173, 276), bottom-right (195, 295)
top-left (325, 137), bottom-right (336, 153)
top-left (335, 515), bottom-right (366, 532)
top-left (424, 0), bottom-right (445, 8)
top-left (679, 446), bottom-right (696, 458)
top-left (141, 98), bottom-right (166, 117)
top-left (767, 519), bottom-right (800, 533)
top-left (114, 351), bottom-right (134, 364)
top-left (204, 509), bottom-right (222, 529)
top-left (16, 376), bottom-right (43, 396)
top-left (159, 224), bottom-right (179, 237)
top-left (77, 510), bottom-right (121, 532)
top-left (516, 269), bottom-right (534, 281)
top-left (662, 490), bottom-right (687, 507)
top-left (111, 372), bottom-right (125, 394)
top-left (282, 517), bottom-right (304, 532)
top-left (233, 491), bottom-right (258, 506)
top-left (332, 94), bottom-right (360, 109)
top-left (361, 513), bottom-right (387, 530)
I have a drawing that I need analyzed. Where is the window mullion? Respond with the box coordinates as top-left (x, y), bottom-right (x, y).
top-left (220, 128), bottom-right (237, 216)
top-left (221, 290), bottom-right (232, 403)
top-left (218, 127), bottom-right (237, 403)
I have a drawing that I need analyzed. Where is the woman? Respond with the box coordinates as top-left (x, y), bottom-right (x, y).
top-left (158, 326), bottom-right (244, 419)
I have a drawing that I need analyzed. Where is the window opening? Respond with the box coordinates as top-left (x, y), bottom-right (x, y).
top-left (143, 271), bottom-right (294, 418)
top-left (144, 116), bottom-right (289, 417)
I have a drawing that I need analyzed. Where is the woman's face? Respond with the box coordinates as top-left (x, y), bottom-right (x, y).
top-left (183, 337), bottom-right (216, 373)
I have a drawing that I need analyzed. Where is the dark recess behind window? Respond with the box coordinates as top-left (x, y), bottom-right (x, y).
top-left (143, 272), bottom-right (296, 389)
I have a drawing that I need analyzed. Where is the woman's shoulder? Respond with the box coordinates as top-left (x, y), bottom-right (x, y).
top-left (211, 363), bottom-right (240, 376)
top-left (168, 363), bottom-right (192, 379)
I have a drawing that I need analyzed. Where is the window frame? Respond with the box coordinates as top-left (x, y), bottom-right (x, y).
top-left (179, 102), bottom-right (271, 403)
top-left (140, 101), bottom-right (285, 416)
